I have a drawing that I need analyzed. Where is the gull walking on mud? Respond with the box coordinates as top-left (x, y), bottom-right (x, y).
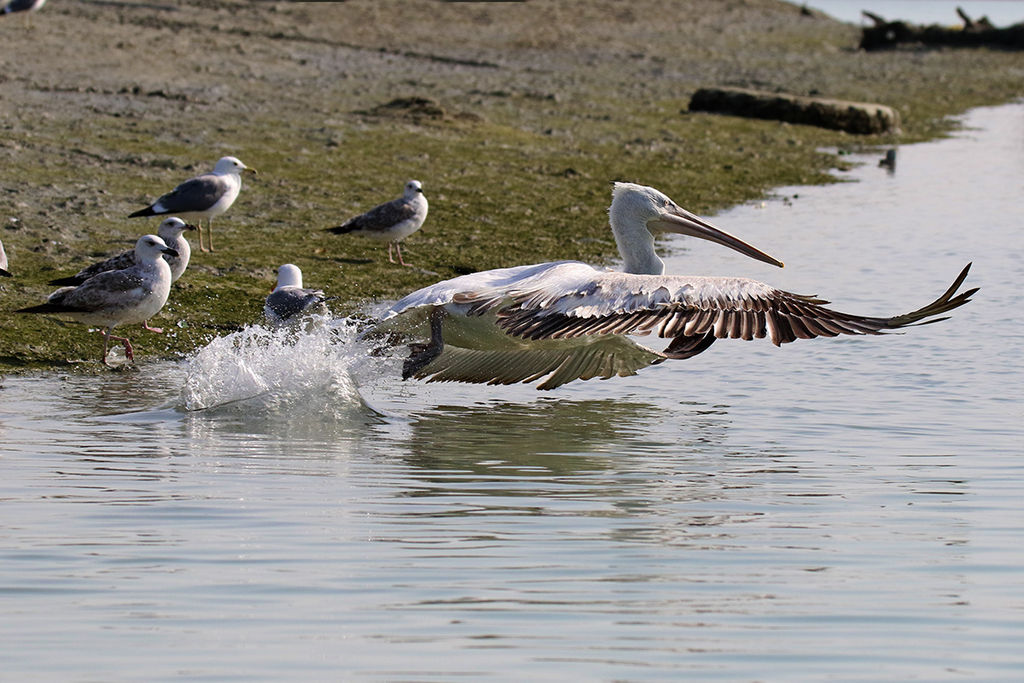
top-left (129, 156), bottom-right (256, 253)
top-left (17, 235), bottom-right (179, 366)
top-left (377, 183), bottom-right (976, 390)
top-left (327, 180), bottom-right (428, 266)
top-left (264, 264), bottom-right (331, 325)
top-left (49, 217), bottom-right (197, 287)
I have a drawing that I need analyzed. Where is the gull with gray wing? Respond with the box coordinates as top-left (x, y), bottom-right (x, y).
top-left (264, 264), bottom-right (331, 325)
top-left (327, 180), bottom-right (428, 266)
top-left (1, 0), bottom-right (46, 16)
top-left (129, 156), bottom-right (256, 252)
top-left (49, 217), bottom-right (197, 287)
top-left (17, 235), bottom-right (179, 366)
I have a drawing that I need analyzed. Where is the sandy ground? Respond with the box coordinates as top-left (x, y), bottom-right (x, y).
top-left (1, 0), bottom-right (1021, 369)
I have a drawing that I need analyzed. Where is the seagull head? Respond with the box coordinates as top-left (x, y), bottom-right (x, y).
top-left (136, 234), bottom-right (179, 262)
top-left (157, 217), bottom-right (197, 238)
top-left (610, 182), bottom-right (783, 268)
top-left (404, 179), bottom-right (424, 199)
top-left (214, 156), bottom-right (258, 176)
top-left (275, 263), bottom-right (303, 290)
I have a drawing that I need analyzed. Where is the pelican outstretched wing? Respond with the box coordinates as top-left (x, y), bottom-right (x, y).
top-left (385, 262), bottom-right (975, 389)
top-left (461, 263), bottom-right (977, 358)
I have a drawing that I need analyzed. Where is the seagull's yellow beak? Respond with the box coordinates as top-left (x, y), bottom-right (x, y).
top-left (651, 206), bottom-right (784, 268)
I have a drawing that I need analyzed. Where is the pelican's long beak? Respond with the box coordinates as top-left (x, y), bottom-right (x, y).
top-left (163, 247), bottom-right (180, 258)
top-left (245, 167), bottom-right (258, 175)
top-left (185, 223), bottom-right (199, 232)
top-left (651, 206), bottom-right (784, 268)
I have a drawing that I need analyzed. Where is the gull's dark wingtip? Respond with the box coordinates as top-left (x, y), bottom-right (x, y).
top-left (48, 275), bottom-right (84, 286)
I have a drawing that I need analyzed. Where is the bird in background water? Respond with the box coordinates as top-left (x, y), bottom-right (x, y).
top-left (327, 180), bottom-right (428, 266)
top-left (129, 156), bottom-right (256, 253)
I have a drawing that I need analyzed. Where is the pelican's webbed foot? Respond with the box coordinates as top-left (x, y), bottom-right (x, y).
top-left (402, 308), bottom-right (446, 380)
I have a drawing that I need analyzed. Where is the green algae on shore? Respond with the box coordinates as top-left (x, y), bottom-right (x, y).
top-left (1, 0), bottom-right (1021, 371)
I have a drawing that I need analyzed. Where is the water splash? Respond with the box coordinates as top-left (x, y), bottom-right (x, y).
top-left (180, 316), bottom-right (369, 416)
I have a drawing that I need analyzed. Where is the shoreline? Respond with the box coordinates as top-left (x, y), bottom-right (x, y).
top-left (2, 0), bottom-right (1022, 372)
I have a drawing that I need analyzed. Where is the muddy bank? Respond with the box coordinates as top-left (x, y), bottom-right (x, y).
top-left (1, 0), bottom-right (1021, 371)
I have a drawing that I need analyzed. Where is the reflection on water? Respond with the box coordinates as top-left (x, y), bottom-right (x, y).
top-left (2, 103), bottom-right (1024, 680)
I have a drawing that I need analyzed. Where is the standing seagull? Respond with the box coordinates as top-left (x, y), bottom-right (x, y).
top-left (376, 182), bottom-right (976, 390)
top-left (17, 235), bottom-right (178, 366)
top-left (129, 156), bottom-right (256, 253)
top-left (49, 217), bottom-right (197, 286)
top-left (264, 264), bottom-right (331, 326)
top-left (327, 180), bottom-right (428, 266)
top-left (1, 0), bottom-right (47, 18)
top-left (0, 238), bottom-right (10, 277)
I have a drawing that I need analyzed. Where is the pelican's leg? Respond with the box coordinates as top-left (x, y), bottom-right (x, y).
top-left (403, 307), bottom-right (446, 380)
top-left (208, 219), bottom-right (216, 253)
top-left (143, 320), bottom-right (163, 334)
top-left (198, 221), bottom-right (209, 253)
top-left (387, 242), bottom-right (396, 264)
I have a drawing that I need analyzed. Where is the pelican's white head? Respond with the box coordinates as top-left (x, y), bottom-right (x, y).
top-left (157, 217), bottom-right (197, 239)
top-left (135, 234), bottom-right (178, 263)
top-left (275, 263), bottom-right (303, 290)
top-left (609, 182), bottom-right (783, 275)
top-left (213, 156), bottom-right (257, 176)
top-left (404, 179), bottom-right (424, 199)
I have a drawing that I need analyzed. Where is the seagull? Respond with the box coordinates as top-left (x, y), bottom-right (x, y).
top-left (0, 238), bottom-right (10, 277)
top-left (264, 263), bottom-right (331, 325)
top-left (128, 156), bottom-right (256, 253)
top-left (1, 0), bottom-right (46, 18)
top-left (375, 182), bottom-right (976, 390)
top-left (49, 217), bottom-right (197, 287)
top-left (17, 235), bottom-right (178, 366)
top-left (327, 180), bottom-right (428, 266)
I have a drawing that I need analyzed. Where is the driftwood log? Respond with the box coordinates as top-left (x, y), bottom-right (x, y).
top-left (688, 87), bottom-right (900, 135)
top-left (860, 8), bottom-right (1024, 51)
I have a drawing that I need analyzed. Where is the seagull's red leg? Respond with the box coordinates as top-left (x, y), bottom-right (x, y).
top-left (107, 334), bottom-right (135, 363)
top-left (100, 329), bottom-right (113, 367)
top-left (396, 242), bottom-right (411, 267)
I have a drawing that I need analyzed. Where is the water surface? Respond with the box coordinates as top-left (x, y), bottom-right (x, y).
top-left (806, 0), bottom-right (1024, 25)
top-left (2, 103), bottom-right (1023, 680)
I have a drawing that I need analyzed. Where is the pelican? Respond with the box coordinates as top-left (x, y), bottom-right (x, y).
top-left (129, 156), bottom-right (256, 253)
top-left (375, 182), bottom-right (976, 390)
